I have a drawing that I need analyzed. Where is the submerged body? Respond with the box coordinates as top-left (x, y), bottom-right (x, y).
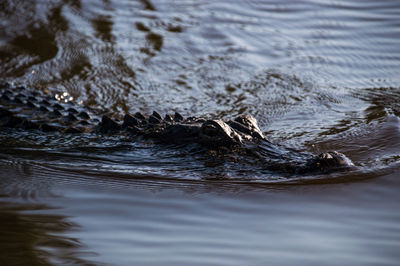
top-left (0, 83), bottom-right (354, 175)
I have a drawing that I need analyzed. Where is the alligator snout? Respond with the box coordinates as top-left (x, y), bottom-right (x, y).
top-left (307, 151), bottom-right (355, 173)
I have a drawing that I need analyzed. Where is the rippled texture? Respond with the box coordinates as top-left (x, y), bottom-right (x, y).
top-left (0, 0), bottom-right (400, 265)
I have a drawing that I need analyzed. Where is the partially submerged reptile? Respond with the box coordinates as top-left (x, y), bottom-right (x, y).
top-left (0, 83), bottom-right (354, 175)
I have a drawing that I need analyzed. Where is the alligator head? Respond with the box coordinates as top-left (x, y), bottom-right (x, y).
top-left (198, 115), bottom-right (355, 174)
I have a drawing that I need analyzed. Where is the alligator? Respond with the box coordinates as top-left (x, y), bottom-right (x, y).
top-left (0, 83), bottom-right (354, 175)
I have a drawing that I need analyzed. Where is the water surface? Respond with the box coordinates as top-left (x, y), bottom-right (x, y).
top-left (0, 0), bottom-right (400, 265)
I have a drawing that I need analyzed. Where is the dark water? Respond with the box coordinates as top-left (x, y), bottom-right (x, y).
top-left (1, 0), bottom-right (400, 265)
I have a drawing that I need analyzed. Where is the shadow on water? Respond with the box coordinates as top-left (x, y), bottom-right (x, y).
top-left (92, 15), bottom-right (114, 43)
top-left (0, 2), bottom-right (71, 76)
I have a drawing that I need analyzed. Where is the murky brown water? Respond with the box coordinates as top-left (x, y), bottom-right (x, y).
top-left (1, 0), bottom-right (400, 265)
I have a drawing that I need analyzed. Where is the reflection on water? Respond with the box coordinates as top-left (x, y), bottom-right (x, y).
top-left (1, 0), bottom-right (400, 265)
top-left (0, 201), bottom-right (98, 266)
top-left (0, 164), bottom-right (97, 266)
top-left (1, 159), bottom-right (399, 266)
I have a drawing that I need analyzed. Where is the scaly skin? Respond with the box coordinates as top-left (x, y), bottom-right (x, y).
top-left (0, 83), bottom-right (355, 175)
